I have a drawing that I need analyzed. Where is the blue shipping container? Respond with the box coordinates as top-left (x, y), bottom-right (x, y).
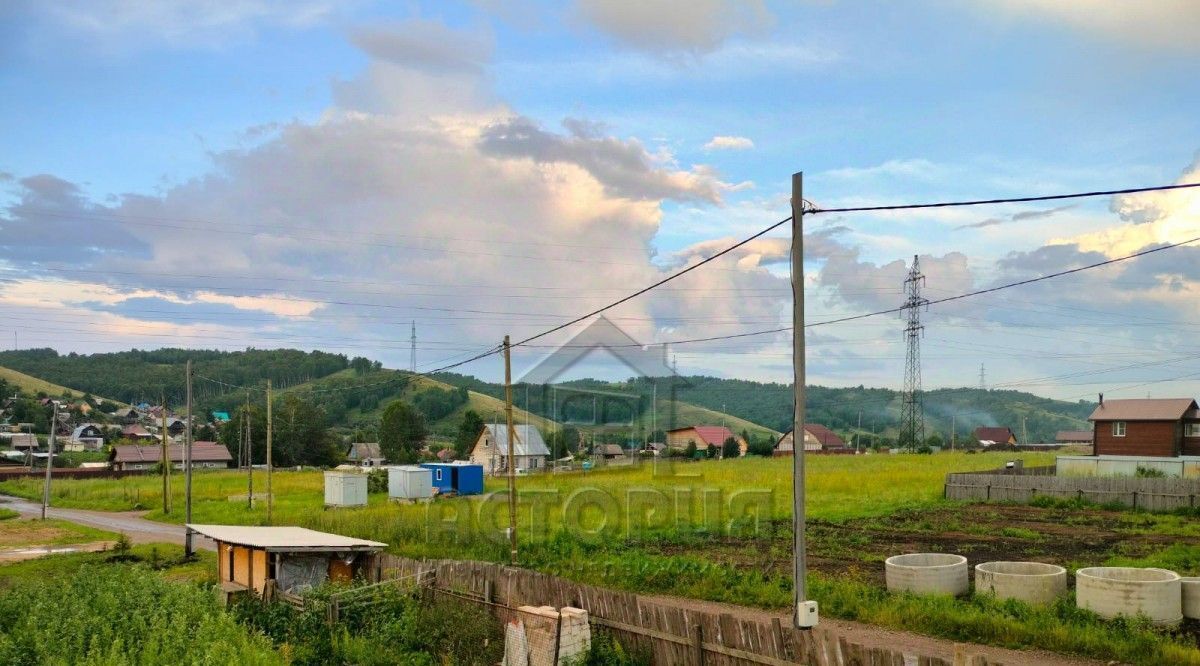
top-left (420, 462), bottom-right (484, 496)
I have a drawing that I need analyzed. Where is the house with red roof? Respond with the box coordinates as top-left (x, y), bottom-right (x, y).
top-left (665, 425), bottom-right (747, 457)
top-left (774, 425), bottom-right (848, 455)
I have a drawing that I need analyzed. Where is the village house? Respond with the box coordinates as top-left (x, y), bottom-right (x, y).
top-left (121, 424), bottom-right (157, 442)
top-left (973, 426), bottom-right (1017, 447)
top-left (111, 406), bottom-right (140, 423)
top-left (345, 442), bottom-right (386, 467)
top-left (108, 441), bottom-right (233, 471)
top-left (774, 425), bottom-right (848, 455)
top-left (5, 432), bottom-right (38, 451)
top-left (593, 443), bottom-right (626, 459)
top-left (469, 423), bottom-right (550, 475)
top-left (666, 425), bottom-right (747, 457)
top-left (64, 423), bottom-right (105, 452)
top-left (1089, 397), bottom-right (1200, 457)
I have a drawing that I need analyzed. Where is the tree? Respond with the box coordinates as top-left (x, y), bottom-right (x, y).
top-left (218, 405), bottom-right (267, 466)
top-left (721, 436), bottom-right (740, 459)
top-left (271, 394), bottom-right (341, 467)
top-left (455, 410), bottom-right (484, 458)
top-left (747, 435), bottom-right (775, 457)
top-left (706, 443), bottom-right (718, 459)
top-left (379, 400), bottom-right (427, 464)
top-left (684, 440), bottom-right (697, 459)
top-left (925, 433), bottom-right (944, 449)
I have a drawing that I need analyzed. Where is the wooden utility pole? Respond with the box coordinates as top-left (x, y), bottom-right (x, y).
top-left (951, 415), bottom-right (956, 452)
top-left (1021, 416), bottom-right (1028, 447)
top-left (161, 395), bottom-right (171, 514)
top-left (503, 336), bottom-right (517, 565)
top-left (41, 401), bottom-right (57, 520)
top-left (185, 360), bottom-right (194, 556)
top-left (266, 379), bottom-right (273, 524)
top-left (245, 390), bottom-right (253, 511)
top-left (791, 171), bottom-right (816, 628)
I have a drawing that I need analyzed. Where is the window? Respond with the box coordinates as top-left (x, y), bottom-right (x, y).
top-left (1186, 423), bottom-right (1200, 438)
top-left (1112, 421), bottom-right (1127, 437)
top-left (435, 469), bottom-right (443, 481)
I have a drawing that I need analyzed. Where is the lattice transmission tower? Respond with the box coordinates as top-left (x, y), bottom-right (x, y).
top-left (900, 255), bottom-right (928, 450)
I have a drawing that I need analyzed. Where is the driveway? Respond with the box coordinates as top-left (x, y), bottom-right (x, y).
top-left (0, 494), bottom-right (215, 551)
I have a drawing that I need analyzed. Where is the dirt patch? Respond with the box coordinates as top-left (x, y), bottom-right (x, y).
top-left (646, 503), bottom-right (1200, 587)
top-left (0, 521), bottom-right (78, 548)
top-left (0, 541), bottom-right (115, 562)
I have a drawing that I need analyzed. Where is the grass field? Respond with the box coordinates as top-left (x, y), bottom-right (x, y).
top-left (3, 451), bottom-right (1199, 664)
top-left (0, 363), bottom-right (120, 403)
top-left (0, 517), bottom-right (116, 549)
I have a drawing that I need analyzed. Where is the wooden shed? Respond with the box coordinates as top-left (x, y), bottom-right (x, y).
top-left (186, 524), bottom-right (386, 601)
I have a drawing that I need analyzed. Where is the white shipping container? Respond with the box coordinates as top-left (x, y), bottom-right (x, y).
top-left (324, 470), bottom-right (368, 507)
top-left (388, 465), bottom-right (433, 500)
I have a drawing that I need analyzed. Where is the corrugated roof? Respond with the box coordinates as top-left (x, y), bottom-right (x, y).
top-left (484, 423), bottom-right (550, 457)
top-left (186, 524), bottom-right (386, 551)
top-left (1088, 398), bottom-right (1198, 422)
top-left (804, 424), bottom-right (845, 448)
top-left (110, 441), bottom-right (232, 463)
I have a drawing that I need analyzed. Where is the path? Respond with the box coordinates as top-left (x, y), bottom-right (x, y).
top-left (0, 495), bottom-right (214, 551)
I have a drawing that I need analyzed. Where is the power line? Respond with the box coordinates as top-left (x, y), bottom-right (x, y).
top-left (805, 182), bottom-right (1200, 215)
top-left (510, 216), bottom-right (792, 347)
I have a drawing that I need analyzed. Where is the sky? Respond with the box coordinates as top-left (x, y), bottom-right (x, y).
top-left (1, 0), bottom-right (1200, 402)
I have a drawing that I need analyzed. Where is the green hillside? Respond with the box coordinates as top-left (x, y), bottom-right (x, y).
top-left (0, 364), bottom-right (119, 404)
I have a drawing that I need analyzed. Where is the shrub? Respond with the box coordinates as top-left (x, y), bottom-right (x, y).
top-left (0, 564), bottom-right (281, 665)
top-left (1135, 466), bottom-right (1166, 478)
top-left (367, 468), bottom-right (388, 494)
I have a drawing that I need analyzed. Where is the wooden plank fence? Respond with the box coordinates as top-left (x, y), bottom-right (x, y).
top-left (374, 555), bottom-right (1005, 666)
top-left (945, 472), bottom-right (1200, 512)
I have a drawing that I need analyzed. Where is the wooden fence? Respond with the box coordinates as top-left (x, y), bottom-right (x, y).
top-left (373, 555), bottom-right (1004, 666)
top-left (945, 471), bottom-right (1200, 511)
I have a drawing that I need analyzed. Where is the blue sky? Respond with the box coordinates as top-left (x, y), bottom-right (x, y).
top-left (2, 1), bottom-right (1200, 402)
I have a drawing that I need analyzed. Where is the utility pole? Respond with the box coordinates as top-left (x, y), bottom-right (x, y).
top-left (245, 390), bottom-right (252, 511)
top-left (41, 401), bottom-right (57, 520)
top-left (1021, 416), bottom-right (1028, 447)
top-left (503, 336), bottom-right (518, 565)
top-left (791, 172), bottom-right (817, 628)
top-left (951, 414), bottom-right (956, 452)
top-left (856, 410), bottom-right (862, 452)
top-left (900, 255), bottom-right (928, 450)
top-left (266, 379), bottom-right (273, 525)
top-left (979, 364), bottom-right (986, 391)
top-left (161, 395), bottom-right (171, 514)
top-left (185, 360), bottom-right (194, 556)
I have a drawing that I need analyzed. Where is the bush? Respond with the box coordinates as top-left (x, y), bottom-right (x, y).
top-left (0, 564), bottom-right (281, 665)
top-left (367, 468), bottom-right (388, 494)
top-left (1136, 466), bottom-right (1166, 478)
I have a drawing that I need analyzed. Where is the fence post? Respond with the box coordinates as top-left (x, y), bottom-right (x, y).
top-left (552, 609), bottom-right (563, 666)
top-left (985, 485), bottom-right (991, 501)
top-left (692, 624), bottom-right (704, 665)
top-left (771, 616), bottom-right (788, 660)
top-left (1131, 491), bottom-right (1138, 510)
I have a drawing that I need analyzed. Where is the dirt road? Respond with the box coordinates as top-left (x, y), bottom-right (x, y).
top-left (0, 494), bottom-right (214, 551)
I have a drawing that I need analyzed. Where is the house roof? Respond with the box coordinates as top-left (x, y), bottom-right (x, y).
top-left (186, 524), bottom-right (386, 552)
top-left (346, 442), bottom-right (383, 460)
top-left (974, 427), bottom-right (1015, 442)
top-left (8, 433), bottom-right (37, 448)
top-left (669, 425), bottom-right (736, 446)
top-left (596, 444), bottom-right (625, 456)
top-left (122, 424), bottom-right (153, 437)
top-left (1056, 430), bottom-right (1093, 442)
top-left (211, 411), bottom-right (231, 422)
top-left (1089, 398), bottom-right (1198, 422)
top-left (804, 424), bottom-right (845, 448)
top-left (70, 423), bottom-right (103, 440)
top-left (109, 441), bottom-right (232, 464)
top-left (483, 423), bottom-right (550, 456)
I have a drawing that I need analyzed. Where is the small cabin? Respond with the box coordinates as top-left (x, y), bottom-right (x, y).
top-left (421, 461), bottom-right (484, 496)
top-left (186, 524), bottom-right (386, 601)
top-left (387, 465), bottom-right (433, 500)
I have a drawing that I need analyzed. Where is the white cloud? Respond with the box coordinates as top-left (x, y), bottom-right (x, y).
top-left (572, 0), bottom-right (772, 54)
top-left (704, 136), bottom-right (754, 151)
top-left (978, 1), bottom-right (1200, 52)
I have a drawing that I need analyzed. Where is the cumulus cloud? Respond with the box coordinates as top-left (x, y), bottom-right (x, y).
top-left (704, 135), bottom-right (754, 151)
top-left (349, 19), bottom-right (493, 74)
top-left (979, 0), bottom-right (1200, 52)
top-left (478, 116), bottom-right (733, 203)
top-left (573, 0), bottom-right (772, 54)
top-left (1048, 159), bottom-right (1200, 256)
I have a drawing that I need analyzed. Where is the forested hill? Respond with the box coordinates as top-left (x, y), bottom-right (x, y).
top-left (432, 373), bottom-right (1095, 444)
top-left (0, 348), bottom-right (355, 407)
